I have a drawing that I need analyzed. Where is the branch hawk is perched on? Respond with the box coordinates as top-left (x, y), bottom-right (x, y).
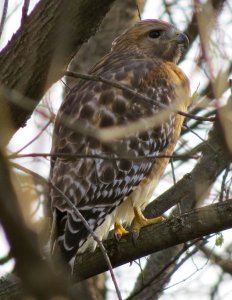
top-left (50, 19), bottom-right (190, 268)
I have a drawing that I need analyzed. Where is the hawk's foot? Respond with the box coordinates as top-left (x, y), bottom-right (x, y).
top-left (114, 222), bottom-right (129, 241)
top-left (132, 207), bottom-right (165, 243)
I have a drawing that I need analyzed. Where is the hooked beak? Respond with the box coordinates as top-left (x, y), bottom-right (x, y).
top-left (176, 32), bottom-right (189, 50)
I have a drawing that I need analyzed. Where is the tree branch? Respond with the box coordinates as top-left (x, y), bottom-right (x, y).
top-left (180, 0), bottom-right (226, 63)
top-left (73, 199), bottom-right (232, 281)
top-left (200, 245), bottom-right (232, 275)
top-left (0, 0), bottom-right (8, 39)
top-left (0, 0), bottom-right (115, 140)
top-left (0, 149), bottom-right (67, 298)
top-left (127, 238), bottom-right (208, 300)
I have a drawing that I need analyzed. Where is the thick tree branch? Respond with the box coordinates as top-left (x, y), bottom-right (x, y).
top-left (67, 0), bottom-right (144, 84)
top-left (0, 0), bottom-right (115, 139)
top-left (0, 274), bottom-right (22, 300)
top-left (0, 149), bottom-right (67, 298)
top-left (73, 199), bottom-right (232, 281)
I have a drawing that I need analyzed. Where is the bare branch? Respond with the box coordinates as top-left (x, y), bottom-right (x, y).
top-left (128, 238), bottom-right (208, 300)
top-left (11, 117), bottom-right (54, 155)
top-left (51, 183), bottom-right (123, 300)
top-left (21, 0), bottom-right (30, 26)
top-left (8, 152), bottom-right (200, 161)
top-left (200, 245), bottom-right (232, 275)
top-left (0, 0), bottom-right (8, 39)
top-left (180, 0), bottom-right (226, 63)
top-left (65, 71), bottom-right (216, 123)
top-left (73, 199), bottom-right (232, 281)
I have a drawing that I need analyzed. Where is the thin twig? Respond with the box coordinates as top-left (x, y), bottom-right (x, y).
top-left (210, 271), bottom-right (224, 300)
top-left (11, 162), bottom-right (48, 185)
top-left (136, 1), bottom-right (142, 20)
top-left (2, 85), bottom-right (215, 145)
top-left (65, 71), bottom-right (216, 122)
top-left (219, 164), bottom-right (230, 202)
top-left (200, 245), bottom-right (232, 275)
top-left (11, 162), bottom-right (122, 300)
top-left (50, 183), bottom-right (123, 300)
top-left (8, 151), bottom-right (200, 161)
top-left (183, 123), bottom-right (217, 152)
top-left (0, 0), bottom-right (8, 39)
top-left (170, 160), bottom-right (177, 185)
top-left (163, 0), bottom-right (175, 24)
top-left (194, 0), bottom-right (222, 107)
top-left (60, 79), bottom-right (71, 91)
top-left (163, 244), bottom-right (209, 291)
top-left (11, 118), bottom-right (53, 156)
top-left (170, 158), bottom-right (181, 215)
top-left (21, 0), bottom-right (30, 26)
top-left (182, 110), bottom-right (216, 136)
top-left (127, 238), bottom-right (208, 300)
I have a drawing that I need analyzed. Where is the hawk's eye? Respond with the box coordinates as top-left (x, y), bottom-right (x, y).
top-left (148, 30), bottom-right (162, 39)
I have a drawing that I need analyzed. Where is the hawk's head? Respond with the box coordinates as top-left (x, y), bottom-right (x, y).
top-left (112, 19), bottom-right (189, 63)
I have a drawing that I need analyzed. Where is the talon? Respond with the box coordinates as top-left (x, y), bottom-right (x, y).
top-left (132, 207), bottom-right (165, 239)
top-left (114, 222), bottom-right (129, 241)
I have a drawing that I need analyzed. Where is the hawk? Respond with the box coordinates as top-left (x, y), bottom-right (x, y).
top-left (49, 19), bottom-right (190, 268)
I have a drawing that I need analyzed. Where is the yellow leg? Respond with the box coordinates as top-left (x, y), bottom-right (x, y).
top-left (132, 207), bottom-right (165, 233)
top-left (114, 222), bottom-right (129, 240)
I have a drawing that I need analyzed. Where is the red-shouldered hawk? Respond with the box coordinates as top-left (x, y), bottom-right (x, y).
top-left (49, 19), bottom-right (190, 268)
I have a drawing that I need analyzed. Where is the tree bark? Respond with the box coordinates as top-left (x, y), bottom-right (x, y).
top-left (66, 0), bottom-right (144, 89)
top-left (0, 274), bottom-right (22, 300)
top-left (73, 199), bottom-right (232, 281)
top-left (0, 0), bottom-right (115, 140)
top-left (0, 149), bottom-right (67, 298)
